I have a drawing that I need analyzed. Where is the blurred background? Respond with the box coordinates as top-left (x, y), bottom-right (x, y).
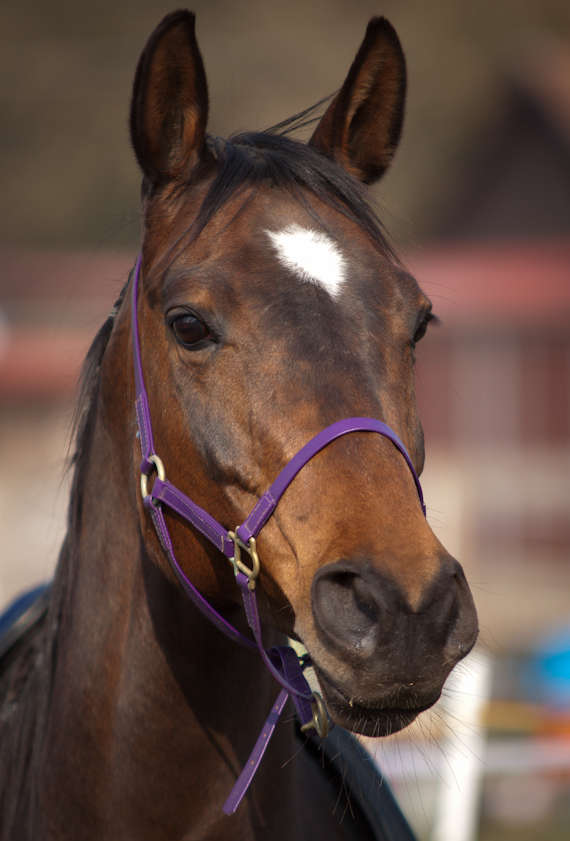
top-left (1, 1), bottom-right (569, 839)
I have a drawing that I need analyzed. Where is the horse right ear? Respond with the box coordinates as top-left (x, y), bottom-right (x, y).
top-left (130, 11), bottom-right (209, 187)
top-left (309, 17), bottom-right (406, 184)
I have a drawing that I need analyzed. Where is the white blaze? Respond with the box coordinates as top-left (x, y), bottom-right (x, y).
top-left (266, 224), bottom-right (346, 298)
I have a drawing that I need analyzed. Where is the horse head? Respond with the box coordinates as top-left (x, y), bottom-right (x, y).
top-left (126, 10), bottom-right (478, 739)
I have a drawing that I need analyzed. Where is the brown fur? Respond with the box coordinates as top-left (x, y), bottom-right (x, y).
top-left (1, 11), bottom-right (477, 840)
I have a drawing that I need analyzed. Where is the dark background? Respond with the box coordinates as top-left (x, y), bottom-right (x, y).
top-left (2, 0), bottom-right (569, 249)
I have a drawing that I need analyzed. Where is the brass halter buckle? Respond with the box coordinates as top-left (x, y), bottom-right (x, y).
top-left (300, 691), bottom-right (330, 739)
top-left (227, 531), bottom-right (260, 590)
top-left (140, 454), bottom-right (165, 503)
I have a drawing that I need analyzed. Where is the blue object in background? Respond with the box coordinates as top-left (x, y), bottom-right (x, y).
top-left (529, 625), bottom-right (570, 708)
top-left (0, 584), bottom-right (50, 638)
top-left (0, 583), bottom-right (51, 659)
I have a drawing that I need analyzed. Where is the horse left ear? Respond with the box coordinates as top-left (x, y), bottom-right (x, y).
top-left (309, 17), bottom-right (406, 184)
top-left (130, 11), bottom-right (209, 187)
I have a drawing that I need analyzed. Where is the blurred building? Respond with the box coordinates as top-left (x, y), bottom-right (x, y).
top-left (414, 243), bottom-right (570, 649)
top-left (411, 41), bottom-right (570, 651)
top-left (432, 41), bottom-right (570, 242)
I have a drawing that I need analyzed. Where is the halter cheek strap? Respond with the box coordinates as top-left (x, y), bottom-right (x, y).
top-left (131, 254), bottom-right (426, 813)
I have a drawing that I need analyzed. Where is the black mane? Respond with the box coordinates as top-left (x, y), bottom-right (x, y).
top-left (0, 292), bottom-right (126, 836)
top-left (205, 129), bottom-right (393, 251)
top-left (151, 108), bottom-right (397, 268)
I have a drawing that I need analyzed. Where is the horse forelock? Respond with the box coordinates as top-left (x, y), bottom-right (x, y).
top-left (142, 117), bottom-right (398, 288)
top-left (203, 129), bottom-right (395, 255)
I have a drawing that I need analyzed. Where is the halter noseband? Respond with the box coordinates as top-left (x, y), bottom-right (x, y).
top-left (131, 254), bottom-right (426, 813)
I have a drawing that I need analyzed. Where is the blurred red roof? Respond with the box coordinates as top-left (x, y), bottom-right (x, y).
top-left (407, 240), bottom-right (570, 324)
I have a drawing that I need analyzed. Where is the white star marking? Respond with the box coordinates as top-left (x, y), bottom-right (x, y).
top-left (266, 224), bottom-right (346, 298)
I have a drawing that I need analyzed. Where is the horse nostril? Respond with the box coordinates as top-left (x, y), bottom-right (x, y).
top-left (351, 575), bottom-right (379, 624)
top-left (312, 564), bottom-right (382, 656)
top-left (311, 557), bottom-right (478, 672)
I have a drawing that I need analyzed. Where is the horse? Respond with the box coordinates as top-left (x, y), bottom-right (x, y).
top-left (0, 10), bottom-right (478, 840)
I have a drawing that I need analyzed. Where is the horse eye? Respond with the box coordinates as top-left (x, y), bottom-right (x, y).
top-left (169, 313), bottom-right (211, 348)
top-left (413, 311), bottom-right (437, 346)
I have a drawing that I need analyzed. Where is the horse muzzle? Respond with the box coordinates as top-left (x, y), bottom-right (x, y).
top-left (308, 554), bottom-right (478, 734)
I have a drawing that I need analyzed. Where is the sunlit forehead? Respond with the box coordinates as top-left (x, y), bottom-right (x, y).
top-left (265, 224), bottom-right (347, 298)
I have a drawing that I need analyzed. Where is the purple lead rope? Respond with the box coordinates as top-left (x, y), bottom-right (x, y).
top-left (130, 254), bottom-right (426, 813)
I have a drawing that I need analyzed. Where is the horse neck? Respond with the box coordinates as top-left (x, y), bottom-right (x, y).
top-left (39, 324), bottom-right (294, 838)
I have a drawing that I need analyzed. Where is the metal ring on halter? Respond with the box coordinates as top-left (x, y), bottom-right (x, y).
top-left (227, 531), bottom-right (260, 590)
top-left (140, 454), bottom-right (166, 501)
top-left (300, 692), bottom-right (330, 738)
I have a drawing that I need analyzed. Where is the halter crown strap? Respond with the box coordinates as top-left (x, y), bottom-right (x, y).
top-left (132, 254), bottom-right (158, 475)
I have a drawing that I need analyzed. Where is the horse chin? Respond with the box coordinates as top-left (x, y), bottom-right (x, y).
top-left (313, 667), bottom-right (436, 738)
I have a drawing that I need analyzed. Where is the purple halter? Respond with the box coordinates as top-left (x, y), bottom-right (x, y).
top-left (131, 253), bottom-right (425, 813)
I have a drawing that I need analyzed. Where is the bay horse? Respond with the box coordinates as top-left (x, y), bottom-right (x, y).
top-left (0, 11), bottom-right (478, 840)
